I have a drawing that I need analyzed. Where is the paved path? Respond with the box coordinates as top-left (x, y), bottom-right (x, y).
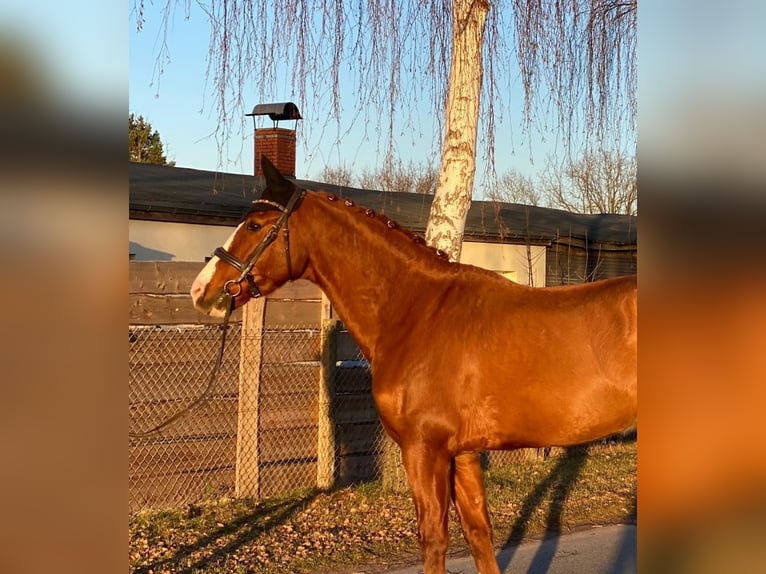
top-left (381, 523), bottom-right (636, 574)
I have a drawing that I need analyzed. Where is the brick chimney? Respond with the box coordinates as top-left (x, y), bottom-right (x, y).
top-left (247, 102), bottom-right (302, 178)
top-left (254, 127), bottom-right (296, 177)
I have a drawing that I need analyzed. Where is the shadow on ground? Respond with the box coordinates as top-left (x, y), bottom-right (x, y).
top-left (495, 445), bottom-right (637, 574)
top-left (132, 491), bottom-right (318, 574)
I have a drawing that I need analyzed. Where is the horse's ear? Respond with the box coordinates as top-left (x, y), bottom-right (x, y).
top-left (261, 155), bottom-right (294, 205)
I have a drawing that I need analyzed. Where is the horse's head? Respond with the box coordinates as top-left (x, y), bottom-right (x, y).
top-left (191, 156), bottom-right (307, 317)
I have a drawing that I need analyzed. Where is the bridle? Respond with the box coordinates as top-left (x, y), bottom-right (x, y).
top-left (128, 185), bottom-right (306, 439)
top-left (214, 187), bottom-right (306, 299)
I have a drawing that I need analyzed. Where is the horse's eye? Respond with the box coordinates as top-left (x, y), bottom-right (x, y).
top-left (247, 221), bottom-right (261, 232)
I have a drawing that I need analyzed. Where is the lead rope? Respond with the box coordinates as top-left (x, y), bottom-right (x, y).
top-left (129, 295), bottom-right (236, 439)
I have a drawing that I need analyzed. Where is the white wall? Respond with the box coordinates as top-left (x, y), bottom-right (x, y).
top-left (129, 220), bottom-right (547, 285)
top-left (459, 241), bottom-right (546, 286)
top-left (129, 220), bottom-right (235, 262)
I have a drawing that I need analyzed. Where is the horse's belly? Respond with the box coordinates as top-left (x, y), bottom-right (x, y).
top-left (455, 382), bottom-right (636, 451)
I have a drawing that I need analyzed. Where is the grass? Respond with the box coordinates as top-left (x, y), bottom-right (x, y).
top-left (129, 439), bottom-right (635, 573)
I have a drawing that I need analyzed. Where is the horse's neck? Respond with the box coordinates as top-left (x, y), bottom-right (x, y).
top-left (296, 196), bottom-right (442, 361)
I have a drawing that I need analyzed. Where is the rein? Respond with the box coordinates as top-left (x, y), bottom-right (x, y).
top-left (128, 295), bottom-right (236, 439)
top-left (129, 187), bottom-right (305, 439)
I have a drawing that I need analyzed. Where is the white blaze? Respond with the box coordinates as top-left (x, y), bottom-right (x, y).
top-left (190, 222), bottom-right (244, 307)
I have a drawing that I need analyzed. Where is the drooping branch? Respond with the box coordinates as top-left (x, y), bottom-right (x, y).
top-left (512, 0), bottom-right (637, 157)
top-left (136, 0), bottom-right (636, 191)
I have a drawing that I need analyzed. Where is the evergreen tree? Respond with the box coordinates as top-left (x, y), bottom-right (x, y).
top-left (129, 113), bottom-right (175, 166)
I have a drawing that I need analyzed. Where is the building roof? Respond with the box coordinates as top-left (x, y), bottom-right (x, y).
top-left (129, 162), bottom-right (636, 249)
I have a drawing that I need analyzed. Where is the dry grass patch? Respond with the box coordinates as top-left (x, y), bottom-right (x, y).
top-left (129, 439), bottom-right (635, 573)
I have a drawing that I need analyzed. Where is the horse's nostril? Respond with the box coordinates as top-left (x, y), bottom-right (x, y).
top-left (190, 280), bottom-right (205, 302)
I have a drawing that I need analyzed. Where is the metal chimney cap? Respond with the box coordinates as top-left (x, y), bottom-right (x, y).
top-left (246, 102), bottom-right (302, 122)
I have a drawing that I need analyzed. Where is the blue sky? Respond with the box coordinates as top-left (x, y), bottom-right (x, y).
top-left (127, 1), bottom-right (580, 193)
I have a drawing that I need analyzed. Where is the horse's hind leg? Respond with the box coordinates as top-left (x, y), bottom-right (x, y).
top-left (451, 452), bottom-right (500, 574)
top-left (402, 443), bottom-right (452, 574)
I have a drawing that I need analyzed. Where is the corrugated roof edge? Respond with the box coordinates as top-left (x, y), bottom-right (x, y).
top-left (129, 163), bottom-right (636, 246)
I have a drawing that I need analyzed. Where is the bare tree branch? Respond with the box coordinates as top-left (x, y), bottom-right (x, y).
top-left (141, 0), bottom-right (635, 172)
top-left (541, 150), bottom-right (637, 215)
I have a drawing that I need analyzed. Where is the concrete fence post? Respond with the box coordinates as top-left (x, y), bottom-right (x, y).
top-left (235, 297), bottom-right (266, 498)
top-left (317, 293), bottom-right (338, 489)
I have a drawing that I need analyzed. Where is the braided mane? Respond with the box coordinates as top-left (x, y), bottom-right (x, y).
top-left (321, 192), bottom-right (450, 261)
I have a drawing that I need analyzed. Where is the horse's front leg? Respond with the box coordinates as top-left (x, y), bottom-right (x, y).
top-left (402, 442), bottom-right (452, 574)
top-left (451, 452), bottom-right (500, 574)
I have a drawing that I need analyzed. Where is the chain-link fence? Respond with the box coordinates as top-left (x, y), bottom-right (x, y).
top-left (129, 324), bottom-right (243, 512)
top-left (129, 320), bottom-right (392, 512)
top-left (129, 321), bottom-right (540, 513)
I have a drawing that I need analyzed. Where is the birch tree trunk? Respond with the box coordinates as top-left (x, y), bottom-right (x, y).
top-left (382, 0), bottom-right (489, 493)
top-left (425, 0), bottom-right (490, 261)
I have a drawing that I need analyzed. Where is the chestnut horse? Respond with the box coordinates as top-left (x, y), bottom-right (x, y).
top-left (191, 157), bottom-right (637, 574)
